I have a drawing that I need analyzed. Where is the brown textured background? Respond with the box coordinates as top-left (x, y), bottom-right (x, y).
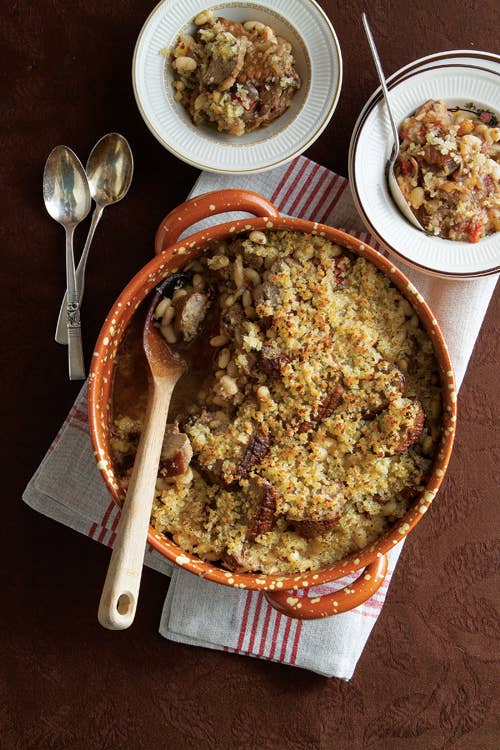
top-left (2, 1), bottom-right (499, 748)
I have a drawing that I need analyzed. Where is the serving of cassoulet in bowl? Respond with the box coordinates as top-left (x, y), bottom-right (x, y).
top-left (132, 0), bottom-right (342, 173)
top-left (89, 189), bottom-right (456, 619)
top-left (348, 52), bottom-right (500, 277)
top-left (395, 99), bottom-right (499, 242)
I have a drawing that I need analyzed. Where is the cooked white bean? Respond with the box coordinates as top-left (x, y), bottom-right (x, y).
top-left (192, 273), bottom-right (205, 291)
top-left (242, 289), bottom-right (252, 308)
top-left (233, 255), bottom-right (244, 288)
top-left (244, 268), bottom-right (261, 286)
top-left (243, 21), bottom-right (266, 32)
top-left (248, 230), bottom-right (267, 245)
top-left (218, 348), bottom-right (231, 369)
top-left (174, 56), bottom-right (197, 74)
top-left (410, 186), bottom-right (425, 210)
top-left (161, 306), bottom-right (175, 326)
top-left (194, 10), bottom-right (213, 25)
top-left (161, 324), bottom-right (177, 344)
top-left (155, 297), bottom-right (170, 319)
top-left (172, 287), bottom-right (188, 302)
top-left (220, 375), bottom-right (238, 395)
top-left (210, 334), bottom-right (229, 347)
top-left (256, 385), bottom-right (271, 401)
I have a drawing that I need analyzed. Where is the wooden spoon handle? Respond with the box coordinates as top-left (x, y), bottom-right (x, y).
top-left (97, 378), bottom-right (174, 629)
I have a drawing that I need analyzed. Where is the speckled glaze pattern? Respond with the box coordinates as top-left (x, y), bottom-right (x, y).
top-left (88, 189), bottom-right (457, 620)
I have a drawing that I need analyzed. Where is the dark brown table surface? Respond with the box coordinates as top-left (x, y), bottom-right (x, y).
top-left (3, 1), bottom-right (499, 748)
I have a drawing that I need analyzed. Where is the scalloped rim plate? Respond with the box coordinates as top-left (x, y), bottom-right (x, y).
top-left (133, 0), bottom-right (342, 174)
top-left (348, 51), bottom-right (500, 278)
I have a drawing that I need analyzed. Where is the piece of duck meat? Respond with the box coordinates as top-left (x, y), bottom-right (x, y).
top-left (173, 290), bottom-right (210, 342)
top-left (329, 255), bottom-right (352, 289)
top-left (247, 478), bottom-right (279, 541)
top-left (421, 145), bottom-right (460, 175)
top-left (201, 24), bottom-right (248, 91)
top-left (256, 346), bottom-right (291, 379)
top-left (253, 278), bottom-right (281, 316)
top-left (293, 515), bottom-right (342, 539)
top-left (370, 397), bottom-right (425, 456)
top-left (187, 414), bottom-right (270, 488)
top-left (220, 550), bottom-right (253, 573)
top-left (298, 381), bottom-right (345, 433)
top-left (159, 423), bottom-right (193, 477)
top-left (238, 428), bottom-right (271, 477)
top-left (393, 398), bottom-right (425, 452)
top-left (286, 483), bottom-right (346, 539)
top-left (361, 360), bottom-right (406, 419)
top-left (220, 303), bottom-right (245, 346)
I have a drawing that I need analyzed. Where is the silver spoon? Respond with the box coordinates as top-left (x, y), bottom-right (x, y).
top-left (43, 146), bottom-right (91, 380)
top-left (362, 14), bottom-right (425, 232)
top-left (55, 133), bottom-right (134, 344)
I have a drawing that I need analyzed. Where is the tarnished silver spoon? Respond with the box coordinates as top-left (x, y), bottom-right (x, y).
top-left (43, 146), bottom-right (91, 380)
top-left (55, 133), bottom-right (134, 344)
top-left (362, 14), bottom-right (425, 232)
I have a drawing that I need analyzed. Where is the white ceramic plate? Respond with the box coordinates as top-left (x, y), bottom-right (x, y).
top-left (133, 0), bottom-right (342, 174)
top-left (348, 51), bottom-right (500, 278)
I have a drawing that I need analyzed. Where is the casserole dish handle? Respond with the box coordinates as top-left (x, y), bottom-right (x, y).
top-left (264, 554), bottom-right (388, 620)
top-left (155, 189), bottom-right (281, 254)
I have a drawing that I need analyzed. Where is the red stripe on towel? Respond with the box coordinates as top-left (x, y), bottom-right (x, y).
top-left (236, 591), bottom-right (254, 652)
top-left (270, 158), bottom-right (301, 204)
top-left (288, 161), bottom-right (321, 216)
top-left (277, 158), bottom-right (311, 212)
top-left (319, 179), bottom-right (348, 224)
top-left (268, 613), bottom-right (283, 660)
top-left (107, 507), bottom-right (121, 547)
top-left (278, 618), bottom-right (293, 662)
top-left (301, 169), bottom-right (335, 220)
top-left (257, 602), bottom-right (273, 657)
top-left (247, 593), bottom-right (264, 654)
top-left (290, 620), bottom-right (302, 665)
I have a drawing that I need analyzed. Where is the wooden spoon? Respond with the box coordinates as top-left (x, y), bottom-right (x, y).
top-left (98, 281), bottom-right (187, 630)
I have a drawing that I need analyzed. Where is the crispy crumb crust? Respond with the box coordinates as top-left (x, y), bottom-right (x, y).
top-left (111, 230), bottom-right (442, 574)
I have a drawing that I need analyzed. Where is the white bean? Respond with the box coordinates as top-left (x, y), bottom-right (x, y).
top-left (174, 56), bottom-right (197, 74)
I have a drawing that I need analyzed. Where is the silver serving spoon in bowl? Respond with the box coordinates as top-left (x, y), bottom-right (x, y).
top-left (55, 133), bottom-right (134, 344)
top-left (98, 280), bottom-right (187, 630)
top-left (43, 146), bottom-right (91, 380)
top-left (362, 14), bottom-right (425, 232)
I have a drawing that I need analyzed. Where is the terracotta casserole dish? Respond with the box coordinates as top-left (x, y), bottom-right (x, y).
top-left (88, 189), bottom-right (457, 620)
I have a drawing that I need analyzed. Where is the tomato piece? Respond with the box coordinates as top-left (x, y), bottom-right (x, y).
top-left (458, 119), bottom-right (475, 136)
top-left (400, 159), bottom-right (412, 175)
top-left (464, 221), bottom-right (483, 243)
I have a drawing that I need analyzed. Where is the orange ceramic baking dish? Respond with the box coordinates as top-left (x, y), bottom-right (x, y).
top-left (88, 189), bottom-right (457, 620)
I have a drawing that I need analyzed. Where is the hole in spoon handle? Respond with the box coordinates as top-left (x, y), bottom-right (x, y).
top-left (117, 593), bottom-right (134, 616)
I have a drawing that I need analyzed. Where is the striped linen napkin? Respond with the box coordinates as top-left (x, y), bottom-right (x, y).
top-left (23, 156), bottom-right (497, 679)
